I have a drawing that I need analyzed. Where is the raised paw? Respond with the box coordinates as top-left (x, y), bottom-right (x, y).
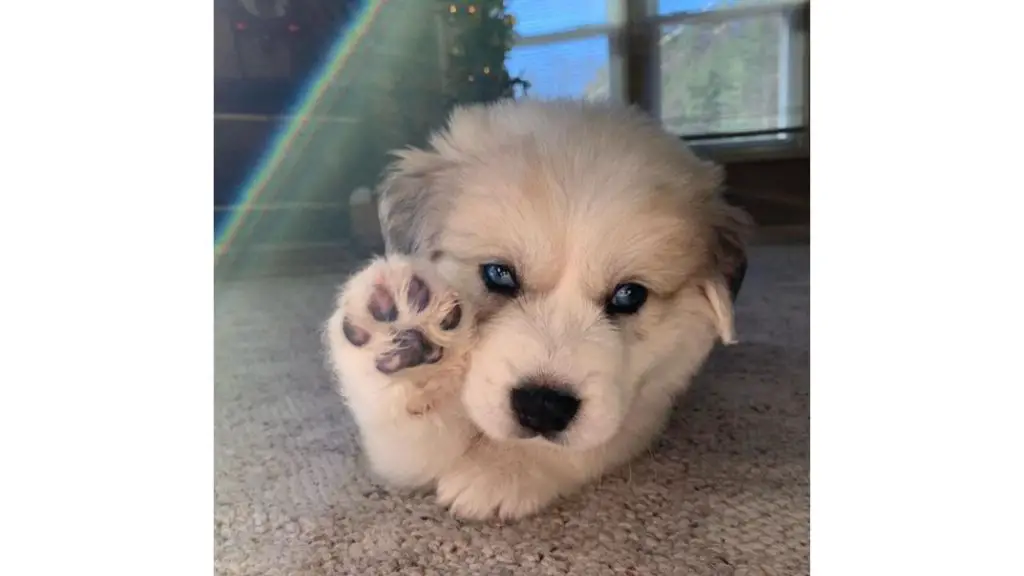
top-left (334, 256), bottom-right (472, 382)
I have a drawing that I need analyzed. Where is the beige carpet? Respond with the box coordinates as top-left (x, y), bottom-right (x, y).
top-left (215, 245), bottom-right (809, 576)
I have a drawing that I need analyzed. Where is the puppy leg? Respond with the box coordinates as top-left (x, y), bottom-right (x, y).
top-left (437, 387), bottom-right (677, 521)
top-left (435, 438), bottom-right (589, 521)
top-left (324, 255), bottom-right (477, 488)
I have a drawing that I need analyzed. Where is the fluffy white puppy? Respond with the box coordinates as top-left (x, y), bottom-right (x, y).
top-left (324, 99), bottom-right (750, 521)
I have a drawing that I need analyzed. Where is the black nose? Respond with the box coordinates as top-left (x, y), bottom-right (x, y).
top-left (510, 383), bottom-right (581, 436)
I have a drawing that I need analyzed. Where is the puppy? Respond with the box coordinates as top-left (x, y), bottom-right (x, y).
top-left (324, 99), bottom-right (751, 521)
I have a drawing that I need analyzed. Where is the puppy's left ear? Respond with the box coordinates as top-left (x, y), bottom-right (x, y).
top-left (701, 277), bottom-right (738, 345)
top-left (710, 199), bottom-right (753, 304)
top-left (703, 181), bottom-right (754, 346)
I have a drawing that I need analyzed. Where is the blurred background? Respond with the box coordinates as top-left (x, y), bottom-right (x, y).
top-left (214, 0), bottom-right (809, 279)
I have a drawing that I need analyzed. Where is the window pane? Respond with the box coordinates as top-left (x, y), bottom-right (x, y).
top-left (658, 0), bottom-right (718, 15)
top-left (506, 0), bottom-right (610, 37)
top-left (658, 0), bottom-right (794, 16)
top-left (658, 14), bottom-right (801, 136)
top-left (507, 36), bottom-right (612, 100)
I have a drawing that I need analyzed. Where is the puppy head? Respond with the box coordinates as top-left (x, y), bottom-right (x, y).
top-left (378, 99), bottom-right (751, 450)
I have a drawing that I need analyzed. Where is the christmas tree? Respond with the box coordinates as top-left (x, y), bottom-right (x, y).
top-left (440, 0), bottom-right (530, 106)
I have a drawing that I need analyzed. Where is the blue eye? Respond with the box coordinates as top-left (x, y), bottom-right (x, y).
top-left (606, 283), bottom-right (648, 316)
top-left (480, 263), bottom-right (519, 296)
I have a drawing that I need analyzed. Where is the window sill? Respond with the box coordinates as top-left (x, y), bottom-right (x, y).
top-left (686, 133), bottom-right (809, 164)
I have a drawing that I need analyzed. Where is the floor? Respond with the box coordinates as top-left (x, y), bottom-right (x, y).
top-left (214, 244), bottom-right (810, 576)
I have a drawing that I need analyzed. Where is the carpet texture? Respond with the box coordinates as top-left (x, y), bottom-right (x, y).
top-left (215, 245), bottom-right (810, 576)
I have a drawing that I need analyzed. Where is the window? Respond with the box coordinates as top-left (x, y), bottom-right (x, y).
top-left (659, 14), bottom-right (795, 137)
top-left (507, 0), bottom-right (611, 37)
top-left (655, 0), bottom-right (807, 144)
top-left (504, 0), bottom-right (619, 100)
top-left (507, 36), bottom-right (613, 100)
top-left (505, 0), bottom-right (808, 149)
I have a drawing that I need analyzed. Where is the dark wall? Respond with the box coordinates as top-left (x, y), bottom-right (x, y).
top-left (723, 157), bottom-right (809, 228)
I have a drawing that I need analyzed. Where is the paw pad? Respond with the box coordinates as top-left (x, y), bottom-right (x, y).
top-left (407, 275), bottom-right (431, 313)
top-left (374, 329), bottom-right (442, 374)
top-left (440, 303), bottom-right (462, 331)
top-left (368, 285), bottom-right (398, 322)
top-left (342, 318), bottom-right (371, 347)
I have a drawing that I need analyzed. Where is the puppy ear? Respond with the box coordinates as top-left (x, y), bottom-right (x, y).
top-left (707, 190), bottom-right (754, 305)
top-left (701, 277), bottom-right (738, 345)
top-left (376, 149), bottom-right (454, 255)
top-left (685, 158), bottom-right (753, 297)
top-left (701, 171), bottom-right (753, 345)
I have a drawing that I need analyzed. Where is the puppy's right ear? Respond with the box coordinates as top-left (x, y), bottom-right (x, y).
top-left (376, 149), bottom-right (454, 255)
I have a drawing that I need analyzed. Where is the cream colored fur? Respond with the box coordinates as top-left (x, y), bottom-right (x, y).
top-left (324, 99), bottom-right (751, 521)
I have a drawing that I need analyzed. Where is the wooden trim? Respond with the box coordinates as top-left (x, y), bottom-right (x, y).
top-left (623, 0), bottom-right (660, 115)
